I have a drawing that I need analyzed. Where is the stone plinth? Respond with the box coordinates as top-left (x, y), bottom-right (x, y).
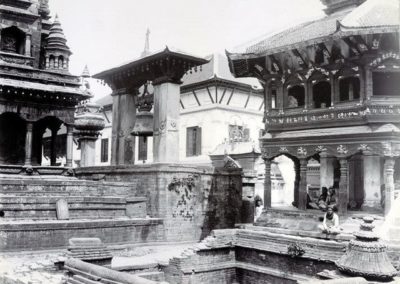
top-left (336, 216), bottom-right (397, 281)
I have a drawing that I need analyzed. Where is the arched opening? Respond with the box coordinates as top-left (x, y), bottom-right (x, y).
top-left (49, 55), bottom-right (55, 69)
top-left (0, 113), bottom-right (26, 165)
top-left (32, 117), bottom-right (65, 166)
top-left (339, 77), bottom-right (360, 101)
top-left (313, 81), bottom-right (331, 108)
top-left (287, 85), bottom-right (305, 108)
top-left (373, 71), bottom-right (400, 97)
top-left (0, 26), bottom-right (25, 55)
top-left (58, 55), bottom-right (64, 69)
top-left (270, 154), bottom-right (297, 208)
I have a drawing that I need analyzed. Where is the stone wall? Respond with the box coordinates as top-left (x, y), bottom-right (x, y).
top-left (75, 164), bottom-right (243, 242)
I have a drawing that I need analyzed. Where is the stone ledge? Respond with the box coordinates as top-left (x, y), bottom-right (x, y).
top-left (0, 218), bottom-right (164, 231)
top-left (75, 163), bottom-right (242, 176)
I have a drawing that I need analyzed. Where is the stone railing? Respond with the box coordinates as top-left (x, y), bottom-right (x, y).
top-left (265, 103), bottom-right (400, 131)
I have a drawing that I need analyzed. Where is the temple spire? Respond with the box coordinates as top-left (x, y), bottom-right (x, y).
top-left (141, 29), bottom-right (150, 58)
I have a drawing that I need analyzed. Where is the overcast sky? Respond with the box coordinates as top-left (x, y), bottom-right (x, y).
top-left (48, 0), bottom-right (326, 99)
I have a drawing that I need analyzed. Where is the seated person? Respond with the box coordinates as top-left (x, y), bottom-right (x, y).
top-left (318, 187), bottom-right (329, 210)
top-left (307, 192), bottom-right (319, 209)
top-left (254, 195), bottom-right (263, 222)
top-left (318, 186), bottom-right (337, 211)
top-left (318, 206), bottom-right (340, 234)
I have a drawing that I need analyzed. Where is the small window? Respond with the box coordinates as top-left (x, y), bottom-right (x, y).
top-left (313, 81), bottom-right (331, 108)
top-left (287, 85), bottom-right (305, 108)
top-left (138, 136), bottom-right (148, 161)
top-left (373, 72), bottom-right (400, 97)
top-left (100, 138), bottom-right (109, 163)
top-left (339, 77), bottom-right (360, 101)
top-left (186, 127), bottom-right (202, 157)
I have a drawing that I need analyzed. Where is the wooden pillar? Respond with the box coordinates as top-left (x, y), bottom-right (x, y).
top-left (24, 122), bottom-right (33, 166)
top-left (330, 73), bottom-right (335, 106)
top-left (298, 158), bottom-right (308, 210)
top-left (65, 125), bottom-right (74, 167)
top-left (50, 127), bottom-right (59, 166)
top-left (338, 158), bottom-right (349, 214)
top-left (384, 157), bottom-right (395, 216)
top-left (303, 83), bottom-right (308, 109)
top-left (263, 158), bottom-right (272, 209)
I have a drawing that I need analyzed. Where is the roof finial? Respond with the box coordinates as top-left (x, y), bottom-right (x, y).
top-left (141, 28), bottom-right (150, 58)
top-left (81, 65), bottom-right (91, 78)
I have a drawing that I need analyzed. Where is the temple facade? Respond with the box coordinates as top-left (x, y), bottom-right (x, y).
top-left (0, 0), bottom-right (90, 174)
top-left (227, 0), bottom-right (400, 215)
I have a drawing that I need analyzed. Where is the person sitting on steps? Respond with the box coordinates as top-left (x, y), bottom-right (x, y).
top-left (318, 206), bottom-right (340, 235)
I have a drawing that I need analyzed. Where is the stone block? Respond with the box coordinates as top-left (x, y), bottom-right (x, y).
top-left (56, 199), bottom-right (69, 220)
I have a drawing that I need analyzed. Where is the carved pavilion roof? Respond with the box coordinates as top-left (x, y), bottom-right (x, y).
top-left (229, 0), bottom-right (399, 59)
top-left (94, 47), bottom-right (208, 90)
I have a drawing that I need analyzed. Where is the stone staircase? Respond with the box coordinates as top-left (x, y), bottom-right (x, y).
top-left (0, 175), bottom-right (165, 251)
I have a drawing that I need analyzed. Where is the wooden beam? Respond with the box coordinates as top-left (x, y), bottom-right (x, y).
top-left (180, 100), bottom-right (185, 109)
top-left (206, 87), bottom-right (215, 104)
top-left (227, 88), bottom-right (235, 105)
top-left (219, 87), bottom-right (227, 104)
top-left (292, 49), bottom-right (307, 68)
top-left (269, 55), bottom-right (282, 73)
top-left (192, 90), bottom-right (201, 106)
top-left (244, 91), bottom-right (251, 108)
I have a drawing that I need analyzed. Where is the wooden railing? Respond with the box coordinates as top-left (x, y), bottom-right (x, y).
top-left (265, 102), bottom-right (400, 131)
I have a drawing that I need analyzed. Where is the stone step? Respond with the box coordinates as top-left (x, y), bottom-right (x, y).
top-left (0, 218), bottom-right (164, 251)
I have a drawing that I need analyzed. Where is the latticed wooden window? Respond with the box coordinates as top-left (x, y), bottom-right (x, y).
top-left (100, 138), bottom-right (109, 163)
top-left (186, 127), bottom-right (201, 157)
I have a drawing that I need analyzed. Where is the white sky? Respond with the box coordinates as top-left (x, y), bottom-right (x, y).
top-left (48, 0), bottom-right (326, 99)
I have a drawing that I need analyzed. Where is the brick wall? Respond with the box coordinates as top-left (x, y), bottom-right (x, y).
top-left (75, 164), bottom-right (243, 242)
top-left (236, 269), bottom-right (296, 284)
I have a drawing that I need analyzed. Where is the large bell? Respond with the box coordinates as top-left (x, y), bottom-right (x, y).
top-left (131, 111), bottom-right (153, 136)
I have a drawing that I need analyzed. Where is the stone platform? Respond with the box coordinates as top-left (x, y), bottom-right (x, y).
top-left (0, 175), bottom-right (164, 251)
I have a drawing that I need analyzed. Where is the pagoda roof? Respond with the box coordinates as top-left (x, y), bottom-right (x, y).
top-left (0, 77), bottom-right (89, 97)
top-left (94, 46), bottom-right (208, 81)
top-left (181, 53), bottom-right (261, 90)
top-left (229, 0), bottom-right (399, 59)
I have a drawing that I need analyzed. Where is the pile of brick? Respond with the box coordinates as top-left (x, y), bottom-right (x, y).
top-left (67, 238), bottom-right (112, 266)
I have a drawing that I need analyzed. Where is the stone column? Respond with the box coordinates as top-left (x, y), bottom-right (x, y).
top-left (298, 158), bottom-right (308, 210)
top-left (362, 151), bottom-right (381, 211)
top-left (24, 122), bottom-right (33, 166)
top-left (320, 151), bottom-right (335, 188)
top-left (65, 125), bottom-right (74, 167)
top-left (330, 73), bottom-right (335, 106)
top-left (338, 158), bottom-right (349, 214)
top-left (110, 89), bottom-right (136, 166)
top-left (110, 92), bottom-right (120, 166)
top-left (263, 158), bottom-right (272, 209)
top-left (45, 56), bottom-right (50, 69)
top-left (152, 80), bottom-right (180, 163)
top-left (384, 157), bottom-right (395, 216)
top-left (25, 34), bottom-right (31, 57)
top-left (79, 137), bottom-right (97, 167)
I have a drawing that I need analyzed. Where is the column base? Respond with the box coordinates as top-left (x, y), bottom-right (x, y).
top-left (360, 200), bottom-right (383, 213)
